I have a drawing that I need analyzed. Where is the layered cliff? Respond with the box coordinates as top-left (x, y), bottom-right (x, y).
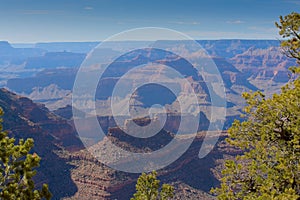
top-left (0, 88), bottom-right (83, 199)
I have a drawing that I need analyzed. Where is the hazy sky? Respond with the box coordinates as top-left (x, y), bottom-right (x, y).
top-left (0, 0), bottom-right (299, 43)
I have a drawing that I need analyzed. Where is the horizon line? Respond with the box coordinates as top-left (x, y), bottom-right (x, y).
top-left (4, 38), bottom-right (281, 45)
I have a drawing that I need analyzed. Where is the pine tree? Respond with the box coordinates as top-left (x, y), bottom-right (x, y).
top-left (131, 171), bottom-right (174, 200)
top-left (0, 107), bottom-right (51, 199)
top-left (211, 12), bottom-right (300, 199)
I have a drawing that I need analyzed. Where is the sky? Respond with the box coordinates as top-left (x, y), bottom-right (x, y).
top-left (0, 0), bottom-right (299, 43)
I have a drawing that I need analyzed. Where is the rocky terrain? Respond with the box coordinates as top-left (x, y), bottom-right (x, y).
top-left (3, 40), bottom-right (295, 119)
top-left (62, 126), bottom-right (236, 200)
top-left (0, 88), bottom-right (83, 199)
top-left (0, 39), bottom-right (297, 199)
top-left (0, 88), bottom-right (244, 199)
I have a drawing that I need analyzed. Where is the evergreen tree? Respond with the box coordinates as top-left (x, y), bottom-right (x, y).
top-left (131, 171), bottom-right (174, 200)
top-left (276, 12), bottom-right (300, 65)
top-left (211, 12), bottom-right (300, 199)
top-left (0, 107), bottom-right (51, 199)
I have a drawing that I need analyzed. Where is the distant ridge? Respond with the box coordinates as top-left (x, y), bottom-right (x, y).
top-left (30, 39), bottom-right (279, 54)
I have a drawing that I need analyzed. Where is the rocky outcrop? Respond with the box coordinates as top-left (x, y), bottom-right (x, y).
top-left (64, 127), bottom-right (234, 200)
top-left (0, 88), bottom-right (83, 150)
top-left (5, 40), bottom-right (294, 114)
top-left (0, 88), bottom-right (243, 199)
top-left (230, 47), bottom-right (295, 84)
top-left (0, 88), bottom-right (86, 198)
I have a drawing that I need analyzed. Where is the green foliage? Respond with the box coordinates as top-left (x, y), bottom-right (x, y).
top-left (0, 108), bottom-right (51, 200)
top-left (211, 12), bottom-right (300, 200)
top-left (131, 171), bottom-right (174, 200)
top-left (211, 81), bottom-right (300, 199)
top-left (275, 12), bottom-right (300, 67)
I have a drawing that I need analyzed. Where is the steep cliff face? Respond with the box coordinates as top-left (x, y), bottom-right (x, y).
top-left (229, 47), bottom-right (296, 88)
top-left (230, 47), bottom-right (293, 70)
top-left (64, 127), bottom-right (235, 200)
top-left (67, 115), bottom-right (232, 199)
top-left (6, 43), bottom-right (259, 113)
top-left (225, 46), bottom-right (296, 96)
top-left (0, 88), bottom-right (83, 150)
top-left (1, 39), bottom-right (297, 199)
top-left (0, 88), bottom-right (241, 200)
top-left (0, 88), bottom-right (84, 199)
top-left (5, 40), bottom-right (294, 115)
